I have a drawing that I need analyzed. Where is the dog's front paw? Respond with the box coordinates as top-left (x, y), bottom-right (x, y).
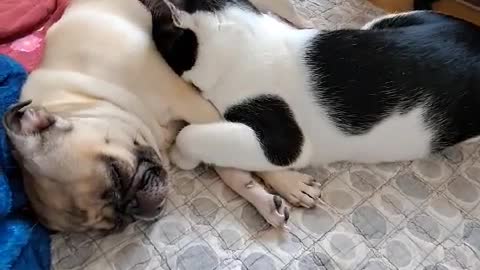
top-left (169, 144), bottom-right (200, 170)
top-left (262, 171), bottom-right (322, 208)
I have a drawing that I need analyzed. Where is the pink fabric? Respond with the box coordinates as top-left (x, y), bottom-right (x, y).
top-left (0, 0), bottom-right (69, 73)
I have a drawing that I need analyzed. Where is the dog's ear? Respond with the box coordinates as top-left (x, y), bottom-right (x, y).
top-left (163, 0), bottom-right (191, 28)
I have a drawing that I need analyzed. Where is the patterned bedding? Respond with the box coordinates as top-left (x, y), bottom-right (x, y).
top-left (48, 1), bottom-right (480, 269)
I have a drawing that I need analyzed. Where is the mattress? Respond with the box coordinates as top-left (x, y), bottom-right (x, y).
top-left (50, 1), bottom-right (480, 269)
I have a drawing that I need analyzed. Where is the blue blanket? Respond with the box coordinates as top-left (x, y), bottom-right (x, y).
top-left (0, 55), bottom-right (51, 270)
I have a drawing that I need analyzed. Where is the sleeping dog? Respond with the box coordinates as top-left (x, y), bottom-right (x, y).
top-left (159, 3), bottom-right (480, 173)
top-left (2, 0), bottom-right (312, 232)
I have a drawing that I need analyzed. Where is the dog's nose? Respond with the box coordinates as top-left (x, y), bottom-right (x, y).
top-left (123, 147), bottom-right (169, 219)
top-left (127, 166), bottom-right (168, 219)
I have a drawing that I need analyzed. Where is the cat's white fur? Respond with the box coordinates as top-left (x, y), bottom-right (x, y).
top-left (167, 6), bottom-right (433, 171)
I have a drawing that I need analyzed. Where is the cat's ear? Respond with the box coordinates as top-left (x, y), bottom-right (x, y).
top-left (163, 0), bottom-right (191, 28)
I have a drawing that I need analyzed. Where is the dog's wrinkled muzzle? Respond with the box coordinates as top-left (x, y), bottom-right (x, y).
top-left (118, 147), bottom-right (169, 221)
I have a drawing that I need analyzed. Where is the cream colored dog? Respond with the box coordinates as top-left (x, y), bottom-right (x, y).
top-left (3, 0), bottom-right (318, 232)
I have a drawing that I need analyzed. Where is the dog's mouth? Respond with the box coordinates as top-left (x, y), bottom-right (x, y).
top-left (3, 100), bottom-right (56, 136)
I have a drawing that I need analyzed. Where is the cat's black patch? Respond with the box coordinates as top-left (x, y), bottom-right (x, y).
top-left (305, 11), bottom-right (480, 150)
top-left (224, 95), bottom-right (304, 167)
top-left (151, 15), bottom-right (198, 75)
top-left (149, 0), bottom-right (259, 76)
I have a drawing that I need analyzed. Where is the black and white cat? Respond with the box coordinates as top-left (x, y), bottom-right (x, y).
top-left (157, 0), bottom-right (480, 173)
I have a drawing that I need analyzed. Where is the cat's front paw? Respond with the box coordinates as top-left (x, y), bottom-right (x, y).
top-left (169, 144), bottom-right (200, 170)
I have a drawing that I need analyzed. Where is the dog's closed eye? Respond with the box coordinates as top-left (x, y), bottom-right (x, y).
top-left (102, 156), bottom-right (132, 192)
